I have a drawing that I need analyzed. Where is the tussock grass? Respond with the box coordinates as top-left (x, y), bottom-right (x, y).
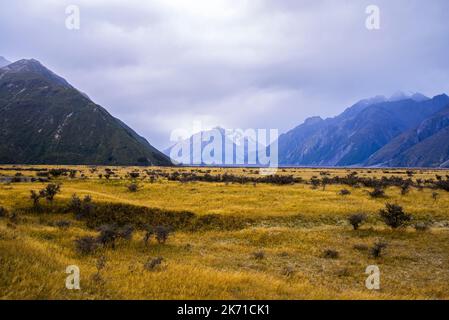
top-left (0, 165), bottom-right (449, 299)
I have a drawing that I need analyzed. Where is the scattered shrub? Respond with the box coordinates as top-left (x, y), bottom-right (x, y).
top-left (252, 250), bottom-right (265, 260)
top-left (74, 236), bottom-right (99, 255)
top-left (0, 206), bottom-right (8, 218)
top-left (369, 187), bottom-right (385, 198)
top-left (353, 244), bottom-right (369, 251)
top-left (144, 257), bottom-right (164, 271)
top-left (129, 172), bottom-right (140, 179)
top-left (322, 249), bottom-right (339, 259)
top-left (414, 222), bottom-right (430, 232)
top-left (43, 183), bottom-right (61, 202)
top-left (281, 265), bottom-right (295, 277)
top-left (379, 203), bottom-right (412, 229)
top-left (55, 220), bottom-right (71, 229)
top-left (370, 241), bottom-right (388, 258)
top-left (348, 213), bottom-right (367, 230)
top-left (70, 194), bottom-right (94, 220)
top-left (432, 192), bottom-right (439, 201)
top-left (155, 226), bottom-right (170, 244)
top-left (127, 183), bottom-right (139, 192)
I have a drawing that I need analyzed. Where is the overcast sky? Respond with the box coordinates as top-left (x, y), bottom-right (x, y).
top-left (1, 0), bottom-right (449, 149)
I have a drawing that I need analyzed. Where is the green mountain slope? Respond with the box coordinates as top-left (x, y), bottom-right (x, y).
top-left (0, 59), bottom-right (171, 166)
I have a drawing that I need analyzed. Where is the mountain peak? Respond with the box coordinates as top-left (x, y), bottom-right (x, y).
top-left (304, 116), bottom-right (323, 125)
top-left (389, 91), bottom-right (429, 102)
top-left (2, 58), bottom-right (72, 88)
top-left (0, 56), bottom-right (11, 68)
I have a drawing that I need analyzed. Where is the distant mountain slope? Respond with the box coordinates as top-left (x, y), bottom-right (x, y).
top-left (165, 127), bottom-right (267, 166)
top-left (278, 93), bottom-right (449, 166)
top-left (366, 104), bottom-right (449, 167)
top-left (0, 58), bottom-right (171, 166)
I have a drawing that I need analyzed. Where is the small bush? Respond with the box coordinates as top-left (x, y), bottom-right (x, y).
top-left (155, 226), bottom-right (170, 244)
top-left (129, 172), bottom-right (140, 179)
top-left (127, 183), bottom-right (139, 192)
top-left (0, 206), bottom-right (8, 218)
top-left (144, 257), bottom-right (163, 271)
top-left (353, 243), bottom-right (369, 251)
top-left (281, 265), bottom-right (295, 277)
top-left (322, 249), bottom-right (339, 259)
top-left (348, 213), bottom-right (367, 230)
top-left (75, 236), bottom-right (99, 255)
top-left (432, 192), bottom-right (439, 201)
top-left (414, 222), bottom-right (430, 232)
top-left (370, 241), bottom-right (387, 258)
top-left (379, 203), bottom-right (412, 229)
top-left (70, 194), bottom-right (94, 220)
top-left (43, 183), bottom-right (61, 202)
top-left (252, 250), bottom-right (265, 260)
top-left (97, 224), bottom-right (119, 249)
top-left (369, 187), bottom-right (385, 198)
top-left (55, 220), bottom-right (71, 229)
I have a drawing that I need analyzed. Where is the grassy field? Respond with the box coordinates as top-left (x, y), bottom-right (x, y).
top-left (0, 165), bottom-right (448, 300)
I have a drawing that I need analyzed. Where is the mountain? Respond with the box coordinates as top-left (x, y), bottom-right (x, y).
top-left (0, 56), bottom-right (11, 68)
top-left (165, 127), bottom-right (267, 166)
top-left (0, 58), bottom-right (171, 166)
top-left (278, 93), bottom-right (449, 166)
top-left (366, 104), bottom-right (449, 167)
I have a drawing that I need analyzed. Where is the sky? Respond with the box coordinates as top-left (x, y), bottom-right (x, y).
top-left (1, 0), bottom-right (449, 149)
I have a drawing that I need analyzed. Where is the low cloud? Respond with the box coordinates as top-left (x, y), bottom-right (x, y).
top-left (2, 0), bottom-right (449, 148)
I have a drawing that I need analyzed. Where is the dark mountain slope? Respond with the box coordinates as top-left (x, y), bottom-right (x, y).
top-left (0, 59), bottom-right (171, 166)
top-left (366, 104), bottom-right (449, 167)
top-left (278, 94), bottom-right (449, 166)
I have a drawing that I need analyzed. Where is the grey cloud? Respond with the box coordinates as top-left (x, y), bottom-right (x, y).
top-left (1, 0), bottom-right (449, 149)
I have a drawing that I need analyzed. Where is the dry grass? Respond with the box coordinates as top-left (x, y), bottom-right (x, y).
top-left (0, 165), bottom-right (448, 300)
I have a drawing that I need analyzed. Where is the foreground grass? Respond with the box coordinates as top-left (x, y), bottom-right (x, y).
top-left (0, 166), bottom-right (449, 299)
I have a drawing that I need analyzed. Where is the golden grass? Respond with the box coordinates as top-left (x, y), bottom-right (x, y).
top-left (0, 165), bottom-right (449, 300)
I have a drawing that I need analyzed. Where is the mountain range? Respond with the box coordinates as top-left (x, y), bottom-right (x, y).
top-left (0, 57), bottom-right (171, 166)
top-left (278, 92), bottom-right (449, 167)
top-left (1, 55), bottom-right (449, 168)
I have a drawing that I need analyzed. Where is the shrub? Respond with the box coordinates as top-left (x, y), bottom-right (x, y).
top-left (49, 168), bottom-right (67, 177)
top-left (55, 220), bottom-right (71, 229)
top-left (400, 184), bottom-right (411, 195)
top-left (348, 213), bottom-right (367, 230)
top-left (30, 190), bottom-right (43, 209)
top-left (43, 183), bottom-right (61, 202)
top-left (414, 222), bottom-right (430, 232)
top-left (379, 203), bottom-right (412, 229)
top-left (322, 249), bottom-right (339, 259)
top-left (0, 206), bottom-right (8, 218)
top-left (353, 244), bottom-right (369, 251)
top-left (339, 189), bottom-right (351, 196)
top-left (369, 187), bottom-right (385, 198)
top-left (252, 250), bottom-right (265, 260)
top-left (155, 226), bottom-right (170, 244)
top-left (74, 236), bottom-right (98, 255)
top-left (370, 241), bottom-right (387, 258)
top-left (144, 257), bottom-right (163, 271)
top-left (96, 224), bottom-right (134, 249)
top-left (281, 265), bottom-right (295, 277)
top-left (97, 224), bottom-right (119, 249)
top-left (127, 183), bottom-right (139, 192)
top-left (432, 192), bottom-right (439, 201)
top-left (117, 225), bottom-right (134, 241)
top-left (70, 194), bottom-right (94, 220)
top-left (129, 172), bottom-right (140, 179)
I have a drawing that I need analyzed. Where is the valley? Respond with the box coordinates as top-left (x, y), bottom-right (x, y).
top-left (1, 165), bottom-right (448, 299)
